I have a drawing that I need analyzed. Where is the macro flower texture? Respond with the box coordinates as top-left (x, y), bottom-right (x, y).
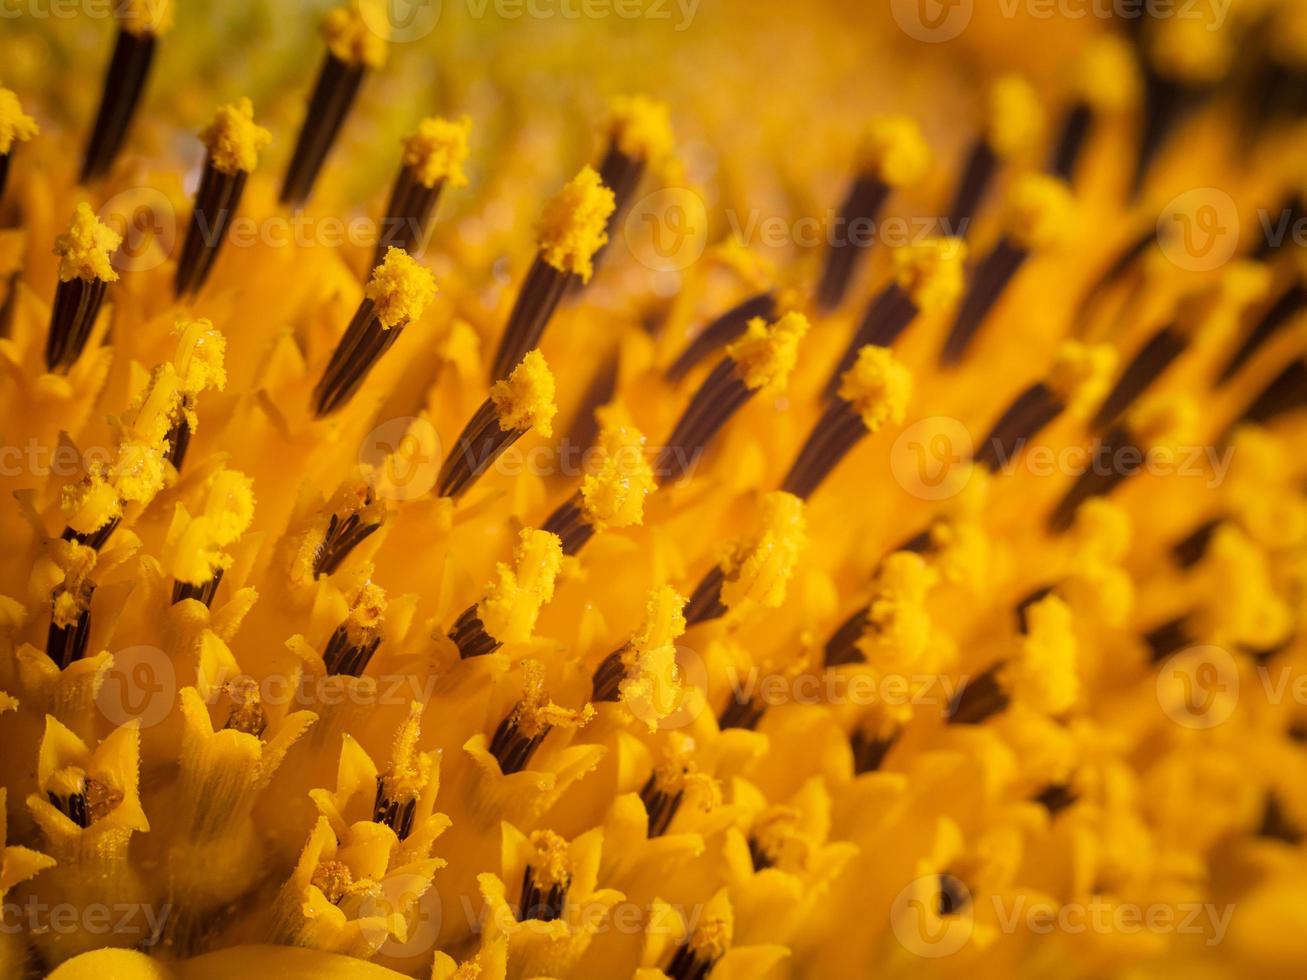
top-left (1, 0), bottom-right (1307, 976)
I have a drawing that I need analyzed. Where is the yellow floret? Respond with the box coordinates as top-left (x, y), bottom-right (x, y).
top-left (200, 98), bottom-right (271, 175)
top-left (620, 587), bottom-right (687, 729)
top-left (61, 467), bottom-right (122, 535)
top-left (54, 203), bottom-right (121, 283)
top-left (1046, 340), bottom-right (1117, 420)
top-left (118, 0), bottom-right (173, 36)
top-left (858, 551), bottom-right (938, 676)
top-left (608, 94), bottom-right (675, 163)
top-left (1070, 34), bottom-right (1141, 112)
top-left (690, 890), bottom-right (735, 961)
top-left (527, 829), bottom-right (571, 887)
top-left (1003, 174), bottom-right (1076, 251)
top-left (726, 312), bottom-right (809, 392)
top-left (1204, 525), bottom-right (1294, 651)
top-left (1006, 594), bottom-right (1078, 715)
top-left (580, 410), bottom-right (656, 529)
top-left (365, 247), bottom-right (438, 329)
top-left (893, 237), bottom-right (968, 314)
top-left (322, 1), bottom-right (388, 70)
top-left (403, 115), bottom-right (472, 189)
top-left (170, 471), bottom-right (256, 585)
top-left (837, 345), bottom-right (912, 432)
top-left (173, 318), bottom-right (227, 396)
top-left (490, 349), bottom-right (557, 436)
top-left (535, 166), bottom-right (616, 282)
top-left (477, 529), bottom-right (564, 645)
top-left (720, 491), bottom-right (807, 612)
top-left (511, 660), bottom-right (595, 740)
top-left (860, 116), bottom-right (931, 188)
top-left (0, 87), bottom-right (38, 155)
top-left (987, 74), bottom-right (1045, 159)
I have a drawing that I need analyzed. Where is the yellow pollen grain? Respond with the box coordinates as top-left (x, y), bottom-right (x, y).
top-left (527, 829), bottom-right (571, 888)
top-left (200, 98), bottom-right (271, 175)
top-left (580, 410), bottom-right (656, 529)
top-left (365, 247), bottom-right (438, 329)
top-left (0, 87), bottom-right (38, 155)
top-left (987, 74), bottom-right (1045, 160)
top-left (838, 345), bottom-right (912, 432)
top-left (490, 349), bottom-right (557, 436)
top-left (893, 237), bottom-right (968, 313)
top-left (54, 203), bottom-right (121, 283)
top-left (535, 166), bottom-right (616, 282)
top-left (726, 312), bottom-right (809, 392)
top-left (1046, 341), bottom-right (1117, 420)
top-left (512, 659), bottom-right (595, 740)
top-left (1070, 35), bottom-right (1141, 112)
top-left (620, 585), bottom-right (687, 730)
top-left (322, 1), bottom-right (388, 70)
top-left (477, 528), bottom-right (564, 646)
top-left (1006, 594), bottom-right (1078, 716)
top-left (1003, 174), bottom-right (1076, 252)
top-left (720, 491), bottom-right (808, 612)
top-left (608, 94), bottom-right (675, 163)
top-left (403, 115), bottom-right (472, 189)
top-left (860, 116), bottom-right (931, 188)
top-left (118, 0), bottom-right (173, 36)
top-left (61, 467), bottom-right (121, 535)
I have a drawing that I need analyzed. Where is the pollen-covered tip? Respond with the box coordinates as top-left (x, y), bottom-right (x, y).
top-left (1046, 340), bottom-right (1117, 419)
top-left (322, 0), bottom-right (388, 69)
top-left (838, 345), bottom-right (912, 432)
top-left (402, 114), bottom-right (472, 188)
top-left (1070, 34), bottom-right (1142, 112)
top-left (477, 528), bottom-right (564, 646)
top-left (726, 311), bottom-right (810, 392)
top-left (580, 409), bottom-right (657, 529)
top-left (54, 203), bottom-right (122, 283)
top-left (365, 247), bottom-right (438, 329)
top-left (719, 490), bottom-right (808, 613)
top-left (490, 348), bottom-right (557, 436)
top-left (1004, 594), bottom-right (1078, 716)
top-left (860, 115), bottom-right (932, 188)
top-left (535, 166), bottom-right (617, 283)
top-left (986, 74), bottom-right (1044, 160)
top-left (201, 97), bottom-right (271, 174)
top-left (608, 94), bottom-right (675, 163)
top-left (0, 87), bottom-right (38, 155)
top-left (1002, 173), bottom-right (1076, 252)
top-left (894, 237), bottom-right (968, 314)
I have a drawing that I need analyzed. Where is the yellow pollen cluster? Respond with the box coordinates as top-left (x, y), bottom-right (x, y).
top-left (1006, 594), bottom-right (1079, 716)
top-left (200, 98), bottom-right (272, 175)
top-left (619, 585), bottom-right (687, 730)
top-left (986, 74), bottom-right (1045, 159)
top-left (491, 349), bottom-right (558, 436)
top-left (0, 87), bottom-right (38, 154)
top-left (512, 660), bottom-right (595, 740)
top-left (380, 702), bottom-right (431, 805)
top-left (1003, 174), bottom-right (1076, 251)
top-left (477, 528), bottom-right (564, 645)
top-left (54, 203), bottom-right (121, 283)
top-left (1046, 340), bottom-right (1117, 419)
top-left (173, 317), bottom-right (228, 410)
top-left (608, 94), bottom-right (675, 163)
top-left (1070, 34), bottom-right (1141, 111)
top-left (169, 470), bottom-right (256, 585)
top-left (535, 166), bottom-right (616, 282)
top-left (118, 0), bottom-right (174, 36)
top-left (580, 409), bottom-right (656, 529)
top-left (837, 345), bottom-right (912, 432)
top-left (60, 466), bottom-right (121, 535)
top-left (403, 115), bottom-right (473, 189)
top-left (527, 829), bottom-right (571, 887)
top-left (860, 115), bottom-right (931, 188)
top-left (1128, 393), bottom-right (1198, 452)
top-left (893, 237), bottom-right (968, 314)
top-left (726, 312), bottom-right (810, 392)
top-left (858, 551), bottom-right (938, 678)
top-left (1203, 525), bottom-right (1294, 651)
top-left (719, 491), bottom-right (807, 612)
top-left (365, 247), bottom-right (438, 329)
top-left (322, 1), bottom-right (388, 70)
